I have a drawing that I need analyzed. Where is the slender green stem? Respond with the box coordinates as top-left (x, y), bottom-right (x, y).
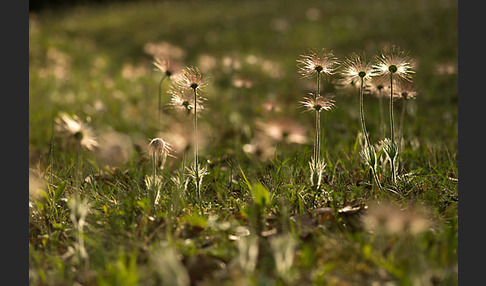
top-left (152, 152), bottom-right (157, 182)
top-left (158, 75), bottom-right (167, 130)
top-left (389, 73), bottom-right (397, 183)
top-left (193, 87), bottom-right (200, 201)
top-left (314, 71), bottom-right (322, 171)
top-left (49, 120), bottom-right (55, 186)
top-left (398, 99), bottom-right (407, 172)
top-left (316, 111), bottom-right (321, 163)
top-left (314, 109), bottom-right (319, 168)
top-left (359, 78), bottom-right (382, 190)
top-left (378, 89), bottom-right (386, 138)
top-left (389, 74), bottom-right (395, 144)
top-left (152, 151), bottom-right (159, 205)
top-left (359, 78), bottom-right (371, 149)
top-left (74, 141), bottom-right (82, 193)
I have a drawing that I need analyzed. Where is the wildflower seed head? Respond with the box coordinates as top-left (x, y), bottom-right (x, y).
top-left (153, 56), bottom-right (181, 78)
top-left (74, 131), bottom-right (83, 141)
top-left (340, 52), bottom-right (376, 85)
top-left (297, 48), bottom-right (339, 78)
top-left (179, 66), bottom-right (208, 91)
top-left (148, 138), bottom-right (173, 158)
top-left (395, 81), bottom-right (418, 100)
top-left (300, 93), bottom-right (335, 113)
top-left (169, 85), bottom-right (206, 114)
top-left (367, 76), bottom-right (389, 97)
top-left (54, 112), bottom-right (98, 151)
top-left (373, 45), bottom-right (415, 82)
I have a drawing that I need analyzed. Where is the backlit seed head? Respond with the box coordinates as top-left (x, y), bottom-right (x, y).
top-left (54, 112), bottom-right (98, 151)
top-left (300, 93), bottom-right (335, 113)
top-left (340, 52), bottom-right (376, 85)
top-left (297, 48), bottom-right (339, 78)
top-left (169, 85), bottom-right (206, 115)
top-left (395, 81), bottom-right (418, 100)
top-left (373, 45), bottom-right (415, 82)
top-left (148, 138), bottom-right (173, 158)
top-left (178, 66), bottom-right (208, 91)
top-left (153, 56), bottom-right (181, 78)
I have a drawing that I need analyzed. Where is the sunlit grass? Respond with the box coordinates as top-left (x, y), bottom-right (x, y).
top-left (29, 0), bottom-right (457, 285)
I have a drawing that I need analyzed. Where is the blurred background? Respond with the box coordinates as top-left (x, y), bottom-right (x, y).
top-left (29, 0), bottom-right (458, 168)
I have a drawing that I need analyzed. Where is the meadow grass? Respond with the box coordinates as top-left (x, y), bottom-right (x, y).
top-left (29, 0), bottom-right (458, 285)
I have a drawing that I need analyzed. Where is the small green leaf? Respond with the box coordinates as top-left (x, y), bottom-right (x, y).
top-left (54, 181), bottom-right (67, 203)
top-left (252, 182), bottom-right (270, 207)
top-left (183, 214), bottom-right (207, 228)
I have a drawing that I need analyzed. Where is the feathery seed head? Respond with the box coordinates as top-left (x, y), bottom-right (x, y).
top-left (297, 48), bottom-right (339, 78)
top-left (148, 138), bottom-right (173, 158)
top-left (54, 112), bottom-right (98, 151)
top-left (300, 93), bottom-right (335, 113)
top-left (395, 81), bottom-right (418, 100)
top-left (153, 56), bottom-right (181, 78)
top-left (373, 45), bottom-right (415, 82)
top-left (179, 66), bottom-right (208, 91)
top-left (340, 52), bottom-right (376, 85)
top-left (169, 85), bottom-right (206, 114)
top-left (368, 76), bottom-right (389, 97)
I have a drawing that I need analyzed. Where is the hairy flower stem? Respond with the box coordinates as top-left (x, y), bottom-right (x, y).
top-left (74, 141), bottom-right (82, 193)
top-left (398, 99), bottom-right (407, 172)
top-left (378, 89), bottom-right (386, 138)
top-left (359, 79), bottom-right (372, 153)
top-left (389, 73), bottom-right (397, 183)
top-left (192, 87), bottom-right (201, 201)
top-left (49, 120), bottom-right (55, 185)
top-left (314, 110), bottom-right (320, 169)
top-left (158, 74), bottom-right (167, 129)
top-left (359, 78), bottom-right (382, 190)
top-left (152, 152), bottom-right (161, 205)
top-left (314, 71), bottom-right (321, 171)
